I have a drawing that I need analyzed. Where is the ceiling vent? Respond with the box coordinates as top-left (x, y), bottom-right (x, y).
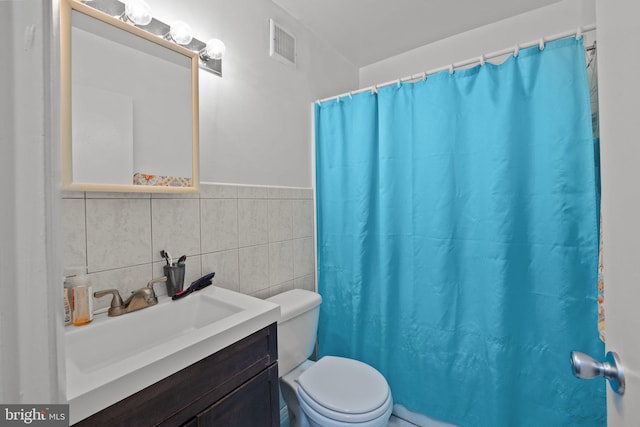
top-left (270, 19), bottom-right (296, 66)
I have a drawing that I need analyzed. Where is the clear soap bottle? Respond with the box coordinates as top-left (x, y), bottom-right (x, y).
top-left (69, 276), bottom-right (93, 326)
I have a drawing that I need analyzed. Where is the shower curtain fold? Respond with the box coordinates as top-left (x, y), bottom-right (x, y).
top-left (315, 37), bottom-right (604, 427)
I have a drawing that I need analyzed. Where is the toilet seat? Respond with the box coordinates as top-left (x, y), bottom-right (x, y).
top-left (298, 386), bottom-right (392, 423)
top-left (296, 356), bottom-right (392, 425)
top-left (298, 389), bottom-right (393, 427)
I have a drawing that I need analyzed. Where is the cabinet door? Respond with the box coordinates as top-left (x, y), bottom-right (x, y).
top-left (180, 418), bottom-right (198, 427)
top-left (196, 364), bottom-right (279, 427)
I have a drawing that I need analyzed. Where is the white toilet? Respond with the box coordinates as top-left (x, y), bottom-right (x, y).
top-left (267, 289), bottom-right (393, 427)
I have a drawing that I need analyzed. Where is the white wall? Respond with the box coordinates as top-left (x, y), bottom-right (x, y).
top-left (596, 0), bottom-right (640, 425)
top-left (0, 0), bottom-right (65, 405)
top-left (359, 0), bottom-right (595, 88)
top-left (148, 0), bottom-right (358, 188)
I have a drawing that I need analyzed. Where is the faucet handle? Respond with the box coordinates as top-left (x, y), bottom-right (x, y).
top-left (94, 289), bottom-right (126, 317)
top-left (147, 276), bottom-right (167, 298)
top-left (147, 276), bottom-right (167, 289)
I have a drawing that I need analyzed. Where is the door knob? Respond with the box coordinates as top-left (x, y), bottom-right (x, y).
top-left (570, 351), bottom-right (625, 395)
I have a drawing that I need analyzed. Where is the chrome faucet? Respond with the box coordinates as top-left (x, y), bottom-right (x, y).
top-left (94, 276), bottom-right (167, 316)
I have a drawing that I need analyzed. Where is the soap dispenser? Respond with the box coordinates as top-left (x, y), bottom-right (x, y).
top-left (67, 275), bottom-right (93, 326)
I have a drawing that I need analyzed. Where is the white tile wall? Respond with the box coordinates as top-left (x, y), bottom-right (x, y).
top-left (85, 198), bottom-right (152, 272)
top-left (269, 240), bottom-right (294, 285)
top-left (61, 183), bottom-right (316, 310)
top-left (268, 199), bottom-right (293, 242)
top-left (238, 199), bottom-right (268, 247)
top-left (239, 244), bottom-right (270, 294)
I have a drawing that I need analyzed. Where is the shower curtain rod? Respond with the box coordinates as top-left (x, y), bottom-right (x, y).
top-left (316, 24), bottom-right (596, 104)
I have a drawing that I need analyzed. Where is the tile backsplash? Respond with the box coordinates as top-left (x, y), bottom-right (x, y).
top-left (62, 183), bottom-right (316, 310)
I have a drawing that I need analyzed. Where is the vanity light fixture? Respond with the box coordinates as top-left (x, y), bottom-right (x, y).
top-left (201, 39), bottom-right (226, 60)
top-left (168, 21), bottom-right (194, 45)
top-left (80, 0), bottom-right (223, 76)
top-left (123, 0), bottom-right (152, 26)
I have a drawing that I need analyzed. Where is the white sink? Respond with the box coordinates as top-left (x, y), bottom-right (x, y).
top-left (65, 286), bottom-right (280, 424)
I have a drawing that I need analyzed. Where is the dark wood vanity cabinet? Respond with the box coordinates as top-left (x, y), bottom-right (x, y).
top-left (74, 323), bottom-right (279, 427)
top-left (185, 364), bottom-right (279, 427)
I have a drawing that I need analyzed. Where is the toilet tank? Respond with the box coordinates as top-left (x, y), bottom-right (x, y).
top-left (267, 289), bottom-right (322, 376)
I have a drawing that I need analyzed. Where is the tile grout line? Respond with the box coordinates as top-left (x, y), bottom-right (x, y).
top-left (148, 196), bottom-right (153, 280)
top-left (199, 192), bottom-right (203, 278)
top-left (83, 192), bottom-right (88, 275)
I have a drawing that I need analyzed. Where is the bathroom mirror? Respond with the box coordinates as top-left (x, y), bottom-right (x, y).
top-left (60, 0), bottom-right (199, 193)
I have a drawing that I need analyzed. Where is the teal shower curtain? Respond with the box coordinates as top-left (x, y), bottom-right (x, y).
top-left (315, 38), bottom-right (604, 426)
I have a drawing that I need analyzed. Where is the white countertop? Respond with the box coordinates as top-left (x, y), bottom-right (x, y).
top-left (65, 286), bottom-right (280, 424)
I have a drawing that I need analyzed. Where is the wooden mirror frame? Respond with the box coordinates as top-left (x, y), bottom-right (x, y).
top-left (60, 0), bottom-right (199, 193)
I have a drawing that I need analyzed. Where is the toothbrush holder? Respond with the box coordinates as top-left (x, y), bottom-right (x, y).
top-left (163, 264), bottom-right (185, 297)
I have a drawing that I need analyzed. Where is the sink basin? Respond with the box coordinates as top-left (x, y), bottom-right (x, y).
top-left (67, 292), bottom-right (241, 373)
top-left (65, 286), bottom-right (280, 424)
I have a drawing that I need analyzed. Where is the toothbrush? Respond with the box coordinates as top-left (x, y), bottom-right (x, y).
top-left (160, 250), bottom-right (170, 265)
top-left (166, 251), bottom-right (174, 266)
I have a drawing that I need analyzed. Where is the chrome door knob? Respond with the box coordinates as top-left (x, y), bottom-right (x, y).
top-left (570, 351), bottom-right (625, 395)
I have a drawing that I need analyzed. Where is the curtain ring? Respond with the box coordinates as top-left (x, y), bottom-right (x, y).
top-left (449, 64), bottom-right (454, 75)
top-left (479, 54), bottom-right (485, 66)
top-left (396, 79), bottom-right (401, 88)
top-left (348, 92), bottom-right (353, 100)
top-left (422, 71), bottom-right (427, 81)
top-left (371, 85), bottom-right (378, 95)
top-left (576, 27), bottom-right (583, 40)
top-left (513, 44), bottom-right (519, 57)
top-left (539, 38), bottom-right (545, 51)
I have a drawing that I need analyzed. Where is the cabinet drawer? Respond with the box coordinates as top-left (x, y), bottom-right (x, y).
top-left (74, 323), bottom-right (277, 427)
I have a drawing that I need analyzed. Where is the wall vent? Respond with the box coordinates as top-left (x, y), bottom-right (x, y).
top-left (270, 19), bottom-right (296, 66)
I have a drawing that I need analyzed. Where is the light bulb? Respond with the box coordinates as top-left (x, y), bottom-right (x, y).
top-left (169, 21), bottom-right (193, 45)
top-left (124, 0), bottom-right (152, 26)
top-left (203, 39), bottom-right (226, 60)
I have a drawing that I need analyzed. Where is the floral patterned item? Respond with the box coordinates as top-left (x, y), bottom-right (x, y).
top-left (133, 172), bottom-right (192, 187)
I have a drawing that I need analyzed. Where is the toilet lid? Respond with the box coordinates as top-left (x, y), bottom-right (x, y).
top-left (297, 356), bottom-right (390, 416)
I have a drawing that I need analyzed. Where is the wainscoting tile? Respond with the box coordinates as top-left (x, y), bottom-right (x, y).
top-left (202, 250), bottom-right (239, 292)
top-left (238, 199), bottom-right (268, 247)
top-left (250, 288), bottom-right (271, 299)
top-left (86, 198), bottom-right (152, 272)
top-left (270, 281), bottom-right (294, 297)
top-left (269, 240), bottom-right (293, 285)
top-left (268, 187), bottom-right (297, 200)
top-left (292, 188), bottom-right (313, 200)
top-left (61, 198), bottom-right (87, 276)
top-left (294, 274), bottom-right (315, 292)
top-left (201, 199), bottom-right (238, 253)
top-left (62, 184), bottom-right (318, 302)
top-left (269, 199), bottom-right (293, 242)
top-left (199, 182), bottom-right (238, 199)
top-left (239, 244), bottom-right (269, 294)
top-left (151, 198), bottom-right (201, 262)
top-left (237, 185), bottom-right (268, 199)
top-left (293, 200), bottom-right (314, 239)
top-left (294, 237), bottom-right (315, 278)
